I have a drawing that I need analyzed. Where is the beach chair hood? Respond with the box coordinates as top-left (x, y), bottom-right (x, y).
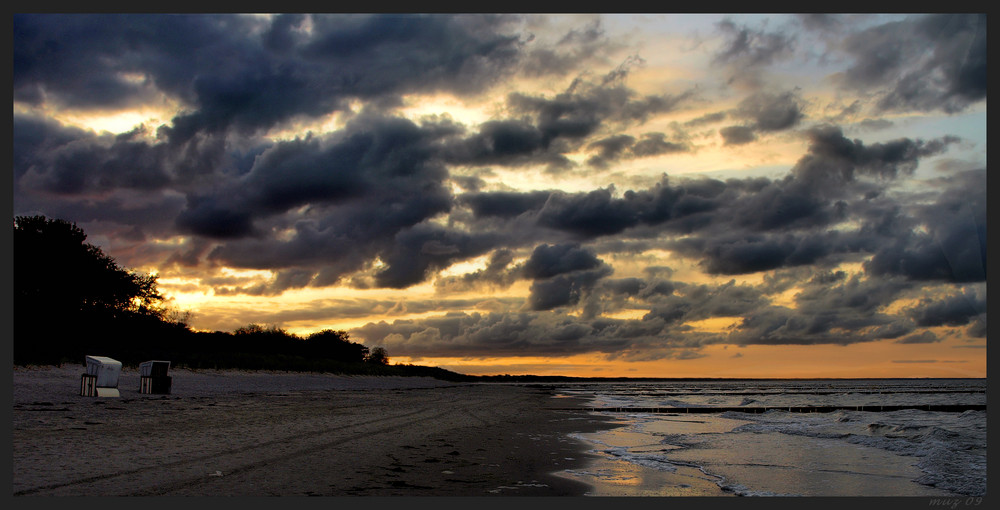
top-left (85, 356), bottom-right (122, 388)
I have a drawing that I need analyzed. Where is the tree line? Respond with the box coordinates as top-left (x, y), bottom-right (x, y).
top-left (12, 215), bottom-right (469, 381)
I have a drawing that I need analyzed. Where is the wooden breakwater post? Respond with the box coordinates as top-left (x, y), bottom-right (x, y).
top-left (546, 405), bottom-right (986, 413)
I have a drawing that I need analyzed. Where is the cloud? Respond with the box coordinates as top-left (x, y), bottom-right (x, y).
top-left (720, 125), bottom-right (756, 145)
top-left (671, 231), bottom-right (841, 275)
top-left (587, 132), bottom-right (689, 167)
top-left (520, 243), bottom-right (613, 310)
top-left (373, 224), bottom-right (499, 289)
top-left (444, 119), bottom-right (555, 167)
top-left (537, 187), bottom-right (643, 237)
top-left (838, 14), bottom-right (986, 113)
top-left (15, 14), bottom-right (532, 143)
top-left (713, 19), bottom-right (796, 88)
top-left (896, 331), bottom-right (940, 344)
top-left (460, 190), bottom-right (552, 218)
top-left (735, 91), bottom-right (805, 132)
top-left (487, 66), bottom-right (693, 155)
top-left (434, 249), bottom-right (520, 293)
top-left (12, 14), bottom-right (986, 367)
top-left (352, 311), bottom-right (634, 358)
top-left (906, 287), bottom-right (986, 327)
top-left (790, 125), bottom-right (959, 190)
top-left (519, 18), bottom-right (625, 77)
top-left (892, 359), bottom-right (967, 364)
top-left (522, 243), bottom-right (604, 279)
top-left (15, 114), bottom-right (174, 195)
top-left (865, 169), bottom-right (986, 282)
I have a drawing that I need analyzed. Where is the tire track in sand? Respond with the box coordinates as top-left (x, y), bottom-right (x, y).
top-left (14, 403), bottom-right (444, 496)
top-left (15, 389), bottom-right (534, 496)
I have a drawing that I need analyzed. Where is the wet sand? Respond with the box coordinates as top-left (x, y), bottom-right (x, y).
top-left (12, 365), bottom-right (620, 496)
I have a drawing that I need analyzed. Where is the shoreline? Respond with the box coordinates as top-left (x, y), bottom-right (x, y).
top-left (13, 365), bottom-right (620, 496)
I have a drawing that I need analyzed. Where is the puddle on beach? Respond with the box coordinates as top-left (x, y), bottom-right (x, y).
top-left (557, 416), bottom-right (735, 496)
top-left (555, 457), bottom-right (729, 497)
top-left (667, 429), bottom-right (956, 497)
top-left (560, 412), bottom-right (957, 497)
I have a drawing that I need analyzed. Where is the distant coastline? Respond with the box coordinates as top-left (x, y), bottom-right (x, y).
top-left (15, 361), bottom-right (986, 383)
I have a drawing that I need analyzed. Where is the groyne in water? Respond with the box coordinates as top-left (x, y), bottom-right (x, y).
top-left (547, 404), bottom-right (986, 413)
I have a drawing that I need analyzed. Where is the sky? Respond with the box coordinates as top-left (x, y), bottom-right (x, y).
top-left (12, 13), bottom-right (987, 378)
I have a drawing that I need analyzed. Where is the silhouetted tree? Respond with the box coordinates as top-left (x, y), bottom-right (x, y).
top-left (305, 329), bottom-right (369, 363)
top-left (14, 216), bottom-right (163, 317)
top-left (13, 215), bottom-right (166, 362)
top-left (366, 346), bottom-right (390, 365)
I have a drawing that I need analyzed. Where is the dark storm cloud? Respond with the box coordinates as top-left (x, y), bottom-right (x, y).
top-left (684, 111), bottom-right (729, 128)
top-left (652, 280), bottom-right (768, 323)
top-left (443, 119), bottom-right (557, 167)
top-left (14, 114), bottom-right (174, 194)
top-left (433, 249), bottom-right (520, 293)
top-left (631, 133), bottom-right (687, 156)
top-left (865, 169), bottom-right (986, 283)
top-left (534, 175), bottom-right (727, 238)
top-left (578, 276), bottom-right (677, 320)
top-left (714, 19), bottom-right (795, 67)
top-left (164, 113), bottom-right (472, 291)
top-left (797, 14), bottom-right (842, 32)
top-left (587, 132), bottom-right (689, 167)
top-left (14, 14), bottom-right (532, 142)
top-left (174, 197), bottom-right (256, 239)
top-left (713, 19), bottom-right (796, 87)
top-left (734, 91), bottom-right (804, 132)
top-left (839, 14), bottom-right (986, 113)
top-left (521, 243), bottom-right (613, 311)
top-left (460, 190), bottom-right (552, 218)
top-left (12, 14), bottom-right (986, 364)
top-left (352, 311), bottom-right (633, 358)
top-left (670, 231), bottom-right (840, 275)
top-left (587, 134), bottom-right (635, 162)
top-left (906, 288), bottom-right (987, 328)
top-left (165, 13), bottom-right (530, 142)
top-left (522, 243), bottom-right (604, 279)
top-left (13, 114), bottom-right (90, 184)
top-left (896, 331), bottom-right (940, 344)
top-left (373, 224), bottom-right (500, 289)
top-left (177, 113), bottom-right (455, 241)
top-left (787, 125), bottom-right (958, 193)
top-left (965, 316), bottom-right (987, 339)
top-left (459, 173), bottom-right (732, 242)
top-left (709, 270), bottom-right (921, 347)
top-left (657, 126), bottom-right (959, 275)
top-left (13, 13), bottom-right (220, 110)
top-left (536, 188), bottom-right (642, 238)
top-left (352, 276), bottom-right (773, 357)
top-left (724, 180), bottom-right (838, 232)
top-left (719, 125), bottom-right (757, 145)
top-left (443, 67), bottom-right (694, 170)
top-left (300, 14), bottom-right (524, 97)
top-left (507, 80), bottom-right (690, 140)
top-left (519, 19), bottom-right (625, 77)
top-left (793, 273), bottom-right (913, 315)
top-left (727, 304), bottom-right (912, 346)
top-left (857, 118), bottom-right (895, 132)
top-left (528, 268), bottom-right (613, 311)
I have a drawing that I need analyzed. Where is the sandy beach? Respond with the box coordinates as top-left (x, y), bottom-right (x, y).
top-left (12, 365), bottom-right (619, 497)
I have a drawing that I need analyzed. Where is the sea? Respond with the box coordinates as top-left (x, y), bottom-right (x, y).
top-left (547, 379), bottom-right (986, 497)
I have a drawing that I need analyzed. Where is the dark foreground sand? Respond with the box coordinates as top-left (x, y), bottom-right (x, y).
top-left (12, 365), bottom-right (619, 496)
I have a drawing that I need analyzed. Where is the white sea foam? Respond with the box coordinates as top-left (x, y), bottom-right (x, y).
top-left (557, 379), bottom-right (985, 497)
